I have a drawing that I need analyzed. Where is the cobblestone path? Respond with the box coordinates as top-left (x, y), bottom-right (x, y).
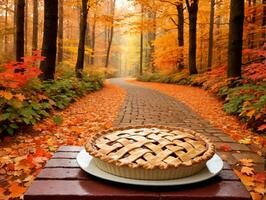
top-left (110, 78), bottom-right (265, 171)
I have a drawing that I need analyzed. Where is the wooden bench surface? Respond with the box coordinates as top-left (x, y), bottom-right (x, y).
top-left (24, 146), bottom-right (251, 200)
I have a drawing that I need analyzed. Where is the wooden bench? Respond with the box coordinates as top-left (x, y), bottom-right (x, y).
top-left (24, 146), bottom-right (251, 200)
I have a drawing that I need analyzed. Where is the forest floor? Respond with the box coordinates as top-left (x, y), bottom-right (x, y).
top-left (0, 79), bottom-right (265, 200)
top-left (0, 82), bottom-right (125, 200)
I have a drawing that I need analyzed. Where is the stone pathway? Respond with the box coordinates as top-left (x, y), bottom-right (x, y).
top-left (110, 78), bottom-right (265, 172)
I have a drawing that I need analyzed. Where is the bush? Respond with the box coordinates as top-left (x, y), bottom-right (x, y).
top-left (0, 58), bottom-right (104, 135)
top-left (138, 71), bottom-right (266, 134)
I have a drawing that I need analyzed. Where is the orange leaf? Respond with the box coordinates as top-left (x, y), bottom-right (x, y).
top-left (241, 166), bottom-right (255, 176)
top-left (0, 90), bottom-right (13, 100)
top-left (257, 124), bottom-right (266, 131)
top-left (234, 169), bottom-right (255, 187)
top-left (8, 182), bottom-right (26, 198)
top-left (220, 144), bottom-right (232, 152)
top-left (250, 192), bottom-right (263, 200)
top-left (15, 93), bottom-right (26, 101)
top-left (239, 158), bottom-right (255, 167)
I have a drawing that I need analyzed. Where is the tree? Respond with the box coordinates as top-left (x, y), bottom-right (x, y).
top-left (105, 0), bottom-right (116, 68)
top-left (159, 0), bottom-right (184, 71)
top-left (32, 0), bottom-right (38, 52)
top-left (16, 0), bottom-right (25, 62)
top-left (24, 0), bottom-right (28, 55)
top-left (90, 12), bottom-right (97, 65)
top-left (75, 0), bottom-right (89, 78)
top-left (227, 0), bottom-right (244, 78)
top-left (186, 0), bottom-right (198, 75)
top-left (147, 0), bottom-right (156, 72)
top-left (40, 0), bottom-right (58, 80)
top-left (177, 2), bottom-right (184, 71)
top-left (57, 0), bottom-right (64, 63)
top-left (207, 0), bottom-right (215, 70)
top-left (4, 0), bottom-right (8, 55)
top-left (139, 4), bottom-right (144, 76)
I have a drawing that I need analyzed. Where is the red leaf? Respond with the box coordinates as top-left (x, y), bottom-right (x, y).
top-left (220, 144), bottom-right (232, 152)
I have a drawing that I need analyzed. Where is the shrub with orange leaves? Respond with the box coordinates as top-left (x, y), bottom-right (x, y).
top-left (0, 51), bottom-right (43, 89)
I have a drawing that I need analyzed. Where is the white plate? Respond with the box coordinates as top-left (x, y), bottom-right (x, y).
top-left (76, 149), bottom-right (223, 186)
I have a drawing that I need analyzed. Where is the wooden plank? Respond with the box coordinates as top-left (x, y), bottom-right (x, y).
top-left (24, 180), bottom-right (159, 200)
top-left (53, 152), bottom-right (79, 159)
top-left (219, 170), bottom-right (240, 181)
top-left (160, 180), bottom-right (251, 200)
top-left (37, 168), bottom-right (89, 180)
top-left (45, 159), bottom-right (79, 168)
top-left (57, 146), bottom-right (83, 152)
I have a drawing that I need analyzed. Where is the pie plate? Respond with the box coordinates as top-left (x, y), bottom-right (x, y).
top-left (76, 149), bottom-right (223, 186)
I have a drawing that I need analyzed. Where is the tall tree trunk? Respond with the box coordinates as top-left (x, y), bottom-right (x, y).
top-left (4, 0), bottom-right (8, 55)
top-left (16, 0), bottom-right (25, 62)
top-left (147, 0), bottom-right (156, 73)
top-left (32, 0), bottom-right (38, 52)
top-left (186, 0), bottom-right (198, 75)
top-left (24, 0), bottom-right (28, 55)
top-left (139, 4), bottom-right (144, 76)
top-left (227, 0), bottom-right (244, 78)
top-left (57, 0), bottom-right (64, 63)
top-left (216, 1), bottom-right (221, 65)
top-left (90, 13), bottom-right (96, 65)
top-left (40, 0), bottom-right (58, 80)
top-left (85, 15), bottom-right (90, 64)
top-left (105, 0), bottom-right (116, 68)
top-left (13, 0), bottom-right (17, 56)
top-left (177, 2), bottom-right (184, 71)
top-left (207, 0), bottom-right (215, 71)
top-left (75, 0), bottom-right (88, 78)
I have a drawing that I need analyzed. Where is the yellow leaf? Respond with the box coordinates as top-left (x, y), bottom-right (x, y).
top-left (0, 90), bottom-right (13, 100)
top-left (239, 158), bottom-right (255, 167)
top-left (241, 166), bottom-right (255, 176)
top-left (246, 109), bottom-right (256, 118)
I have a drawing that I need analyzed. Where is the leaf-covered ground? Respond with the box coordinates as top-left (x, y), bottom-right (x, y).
top-left (129, 80), bottom-right (266, 150)
top-left (0, 82), bottom-right (125, 200)
top-left (129, 80), bottom-right (266, 200)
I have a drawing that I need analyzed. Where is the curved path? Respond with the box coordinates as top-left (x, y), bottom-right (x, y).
top-left (110, 78), bottom-right (264, 170)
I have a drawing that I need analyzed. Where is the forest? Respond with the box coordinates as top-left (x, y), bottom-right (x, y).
top-left (0, 0), bottom-right (265, 199)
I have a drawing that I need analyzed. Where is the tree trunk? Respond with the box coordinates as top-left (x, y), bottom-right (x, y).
top-left (227, 0), bottom-right (244, 78)
top-left (207, 0), bottom-right (215, 71)
top-left (40, 0), bottom-right (58, 80)
top-left (105, 0), bottom-right (116, 68)
top-left (186, 0), bottom-right (198, 75)
top-left (75, 0), bottom-right (88, 78)
top-left (32, 0), bottom-right (38, 52)
top-left (177, 2), bottom-right (184, 71)
top-left (4, 0), bottom-right (8, 55)
top-left (13, 0), bottom-right (17, 56)
top-left (85, 14), bottom-right (90, 64)
top-left (24, 0), bottom-right (28, 55)
top-left (16, 0), bottom-right (25, 62)
top-left (139, 4), bottom-right (144, 76)
top-left (90, 13), bottom-right (96, 65)
top-left (57, 0), bottom-right (64, 63)
top-left (147, 0), bottom-right (156, 73)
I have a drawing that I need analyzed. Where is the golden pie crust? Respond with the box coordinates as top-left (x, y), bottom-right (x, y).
top-left (85, 125), bottom-right (215, 180)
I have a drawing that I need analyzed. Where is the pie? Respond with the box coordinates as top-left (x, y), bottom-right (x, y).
top-left (85, 125), bottom-right (215, 180)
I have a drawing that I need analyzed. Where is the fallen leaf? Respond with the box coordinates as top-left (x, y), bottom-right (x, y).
top-left (8, 182), bottom-right (26, 198)
top-left (220, 144), bottom-right (232, 152)
top-left (241, 166), bottom-right (255, 176)
top-left (239, 158), bottom-right (255, 167)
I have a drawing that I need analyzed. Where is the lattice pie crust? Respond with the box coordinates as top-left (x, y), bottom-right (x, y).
top-left (85, 125), bottom-right (215, 180)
